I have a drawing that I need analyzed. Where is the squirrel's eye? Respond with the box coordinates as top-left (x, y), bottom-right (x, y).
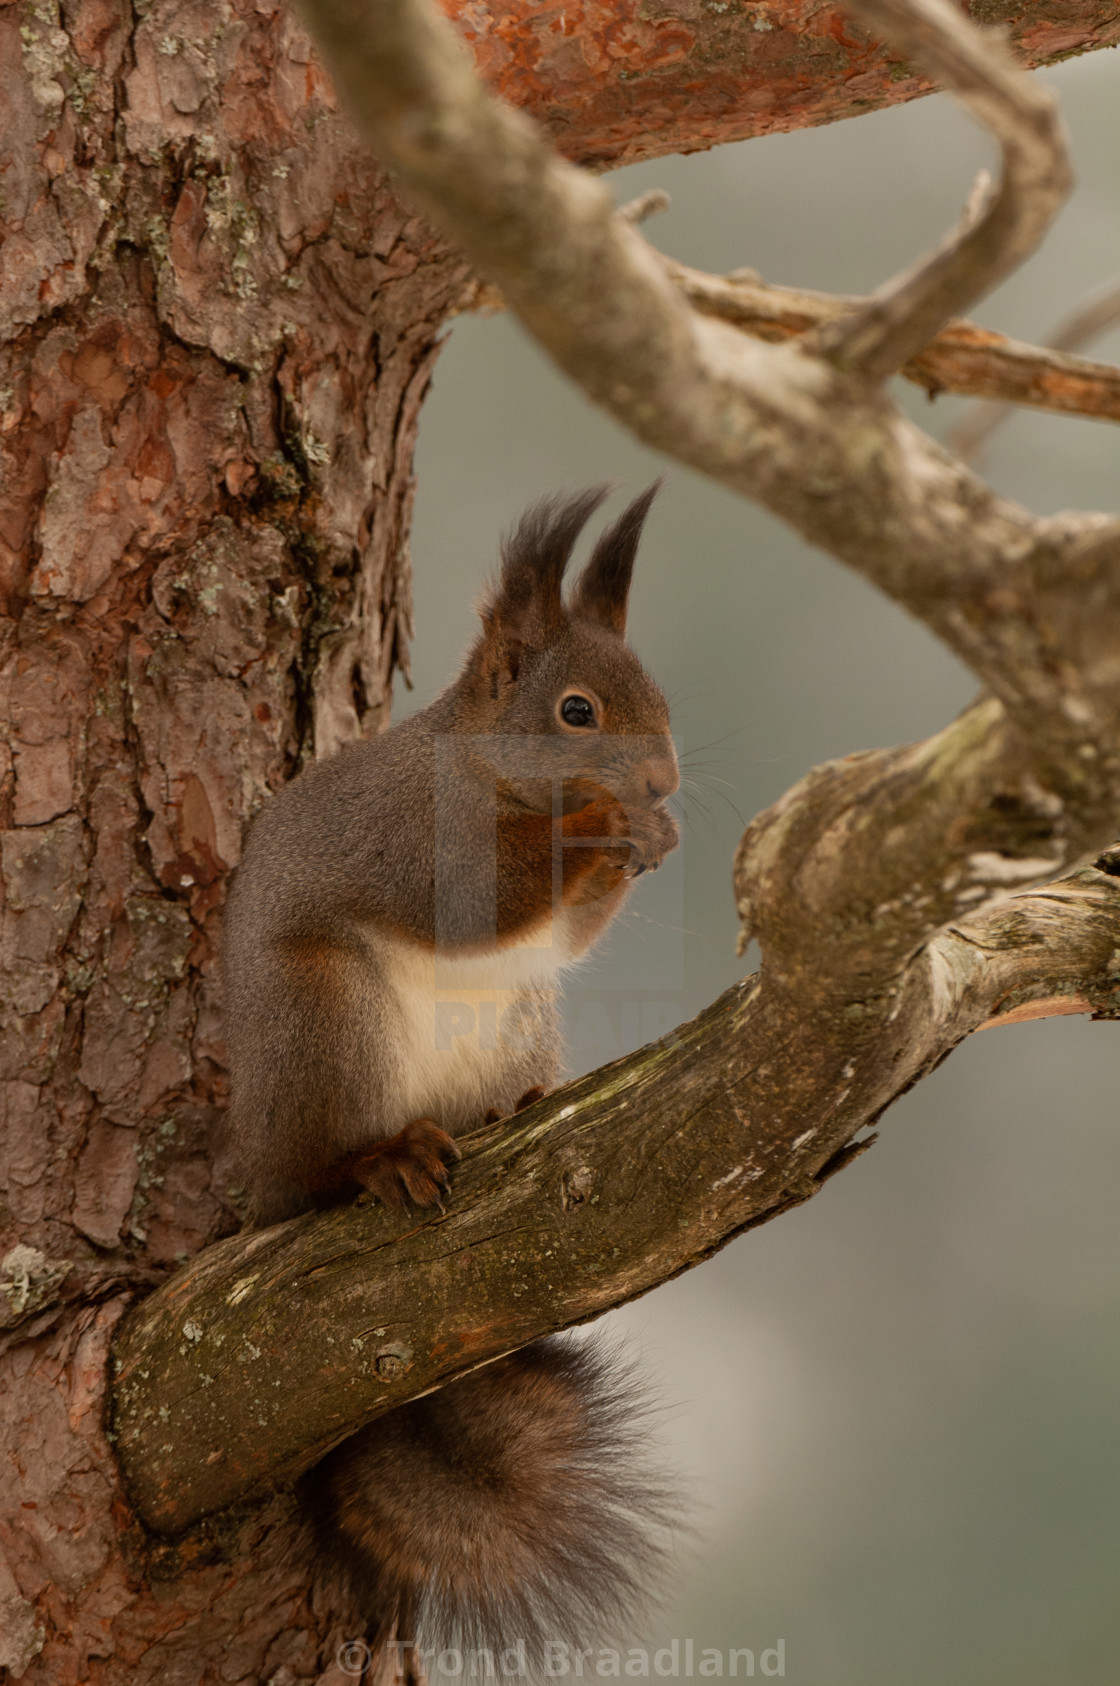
top-left (560, 693), bottom-right (597, 729)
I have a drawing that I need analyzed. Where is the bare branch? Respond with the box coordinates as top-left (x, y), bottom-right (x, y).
top-left (811, 0), bottom-right (1071, 378)
top-left (663, 261), bottom-right (1120, 429)
top-left (618, 189), bottom-right (671, 226)
top-left (948, 272), bottom-right (1120, 460)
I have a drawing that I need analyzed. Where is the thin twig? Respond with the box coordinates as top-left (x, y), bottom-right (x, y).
top-left (812, 0), bottom-right (1072, 379)
top-left (947, 273), bottom-right (1120, 460)
top-left (665, 259), bottom-right (1120, 426)
top-left (618, 189), bottom-right (671, 225)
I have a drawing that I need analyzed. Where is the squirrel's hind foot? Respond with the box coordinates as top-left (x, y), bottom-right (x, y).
top-left (349, 1119), bottom-right (461, 1211)
top-left (483, 1085), bottom-right (547, 1125)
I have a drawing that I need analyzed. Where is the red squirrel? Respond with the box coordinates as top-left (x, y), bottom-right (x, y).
top-left (223, 485), bottom-right (681, 1660)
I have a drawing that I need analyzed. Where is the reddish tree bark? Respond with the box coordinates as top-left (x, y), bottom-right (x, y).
top-left (436, 0), bottom-right (1120, 168)
top-left (1, 0), bottom-right (1118, 1680)
top-left (0, 0), bottom-right (468, 1675)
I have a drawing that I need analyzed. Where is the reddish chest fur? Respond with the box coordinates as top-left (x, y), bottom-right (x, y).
top-left (495, 786), bottom-right (632, 949)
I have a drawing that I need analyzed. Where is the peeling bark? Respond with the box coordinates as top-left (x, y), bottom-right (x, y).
top-left (1, 0), bottom-right (466, 1676)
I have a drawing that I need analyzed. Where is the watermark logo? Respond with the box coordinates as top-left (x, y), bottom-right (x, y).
top-left (336, 1639), bottom-right (786, 1680)
top-left (432, 733), bottom-right (683, 967)
top-left (415, 734), bottom-right (686, 1070)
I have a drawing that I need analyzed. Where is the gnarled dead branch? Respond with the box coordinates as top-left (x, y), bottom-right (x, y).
top-left (809, 0), bottom-right (1071, 378)
top-left (290, 0), bottom-right (1120, 789)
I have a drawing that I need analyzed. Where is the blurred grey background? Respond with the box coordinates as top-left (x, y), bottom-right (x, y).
top-left (403, 50), bottom-right (1120, 1686)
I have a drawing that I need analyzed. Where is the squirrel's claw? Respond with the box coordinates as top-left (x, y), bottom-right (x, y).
top-left (349, 1118), bottom-right (460, 1212)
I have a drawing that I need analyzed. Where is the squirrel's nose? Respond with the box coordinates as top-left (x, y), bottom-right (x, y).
top-left (644, 750), bottom-right (680, 803)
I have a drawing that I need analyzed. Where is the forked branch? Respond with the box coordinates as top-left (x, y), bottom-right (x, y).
top-left (812, 0), bottom-right (1071, 377)
top-left (290, 0), bottom-right (1120, 776)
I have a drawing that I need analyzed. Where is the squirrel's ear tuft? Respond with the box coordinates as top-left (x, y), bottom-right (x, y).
top-left (570, 479), bottom-right (663, 635)
top-left (485, 486), bottom-right (611, 652)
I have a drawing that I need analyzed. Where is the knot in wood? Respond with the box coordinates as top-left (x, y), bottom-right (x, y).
top-left (375, 1343), bottom-right (412, 1379)
top-left (561, 1165), bottom-right (596, 1211)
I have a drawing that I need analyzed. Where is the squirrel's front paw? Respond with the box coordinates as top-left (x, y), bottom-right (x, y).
top-left (625, 803), bottom-right (680, 877)
top-left (350, 1118), bottom-right (461, 1210)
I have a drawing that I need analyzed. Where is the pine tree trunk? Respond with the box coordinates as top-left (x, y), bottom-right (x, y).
top-left (0, 1), bottom-right (469, 1674)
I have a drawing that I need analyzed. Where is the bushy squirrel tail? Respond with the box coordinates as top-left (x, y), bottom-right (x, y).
top-left (303, 1334), bottom-right (679, 1665)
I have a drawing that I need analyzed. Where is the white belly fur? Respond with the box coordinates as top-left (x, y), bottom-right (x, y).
top-left (375, 911), bottom-right (581, 1130)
